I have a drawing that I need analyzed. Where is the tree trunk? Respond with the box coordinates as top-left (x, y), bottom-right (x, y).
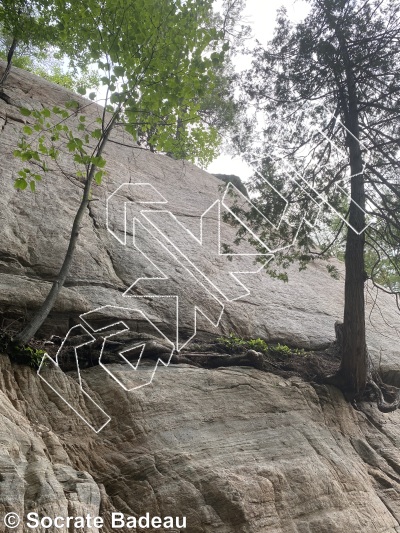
top-left (340, 147), bottom-right (367, 392)
top-left (13, 114), bottom-right (118, 345)
top-left (336, 30), bottom-right (368, 393)
top-left (0, 37), bottom-right (18, 88)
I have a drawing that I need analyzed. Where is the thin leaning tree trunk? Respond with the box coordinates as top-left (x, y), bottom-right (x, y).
top-left (13, 114), bottom-right (119, 345)
top-left (0, 37), bottom-right (18, 88)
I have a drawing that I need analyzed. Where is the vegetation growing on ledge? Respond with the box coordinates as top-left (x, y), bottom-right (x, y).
top-left (0, 331), bottom-right (46, 368)
top-left (216, 333), bottom-right (307, 358)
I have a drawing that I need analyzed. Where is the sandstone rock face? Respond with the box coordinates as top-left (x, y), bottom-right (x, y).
top-left (0, 356), bottom-right (101, 533)
top-left (2, 354), bottom-right (400, 532)
top-left (0, 61), bottom-right (399, 379)
top-left (0, 61), bottom-right (399, 372)
top-left (2, 62), bottom-right (400, 533)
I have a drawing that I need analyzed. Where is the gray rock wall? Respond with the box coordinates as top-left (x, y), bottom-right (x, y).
top-left (0, 62), bottom-right (399, 374)
top-left (1, 63), bottom-right (400, 533)
top-left (2, 354), bottom-right (400, 532)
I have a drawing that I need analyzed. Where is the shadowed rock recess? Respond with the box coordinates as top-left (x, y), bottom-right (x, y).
top-left (1, 63), bottom-right (400, 532)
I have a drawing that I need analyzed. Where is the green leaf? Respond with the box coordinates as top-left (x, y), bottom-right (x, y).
top-left (48, 147), bottom-right (59, 159)
top-left (67, 139), bottom-right (76, 151)
top-left (73, 137), bottom-right (83, 149)
top-left (30, 180), bottom-right (36, 192)
top-left (23, 126), bottom-right (33, 135)
top-left (114, 65), bottom-right (125, 77)
top-left (77, 86), bottom-right (86, 95)
top-left (91, 128), bottom-right (102, 140)
top-left (110, 93), bottom-right (121, 104)
top-left (94, 170), bottom-right (103, 185)
top-left (20, 108), bottom-right (31, 117)
top-left (92, 156), bottom-right (106, 168)
top-left (14, 178), bottom-right (28, 190)
top-left (38, 143), bottom-right (48, 155)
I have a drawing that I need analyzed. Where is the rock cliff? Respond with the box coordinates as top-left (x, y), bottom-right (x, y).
top-left (1, 62), bottom-right (400, 532)
top-left (3, 353), bottom-right (400, 532)
top-left (0, 61), bottom-right (399, 372)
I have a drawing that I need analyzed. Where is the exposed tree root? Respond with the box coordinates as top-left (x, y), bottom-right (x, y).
top-left (330, 322), bottom-right (400, 412)
top-left (5, 317), bottom-right (400, 414)
top-left (367, 376), bottom-right (400, 413)
top-left (173, 349), bottom-right (265, 370)
top-left (324, 371), bottom-right (400, 412)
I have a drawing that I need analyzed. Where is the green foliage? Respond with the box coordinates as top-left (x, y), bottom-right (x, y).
top-left (0, 41), bottom-right (100, 92)
top-left (32, 64), bottom-right (100, 92)
top-left (326, 264), bottom-right (340, 280)
top-left (10, 0), bottom-right (233, 188)
top-left (235, 0), bottom-right (400, 292)
top-left (268, 343), bottom-right (291, 357)
top-left (365, 238), bottom-right (400, 292)
top-left (0, 0), bottom-right (58, 50)
top-left (196, 57), bottom-right (245, 146)
top-left (216, 334), bottom-right (306, 358)
top-left (293, 347), bottom-right (307, 357)
top-left (13, 103), bottom-right (107, 190)
top-left (54, 0), bottom-right (226, 165)
top-left (246, 337), bottom-right (269, 352)
top-left (1, 53), bottom-right (33, 70)
top-left (0, 331), bottom-right (46, 368)
top-left (11, 344), bottom-right (46, 368)
top-left (216, 332), bottom-right (247, 353)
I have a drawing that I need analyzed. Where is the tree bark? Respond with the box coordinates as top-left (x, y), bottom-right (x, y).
top-left (340, 139), bottom-right (367, 392)
top-left (0, 37), bottom-right (18, 88)
top-left (336, 29), bottom-right (368, 393)
top-left (13, 114), bottom-right (119, 345)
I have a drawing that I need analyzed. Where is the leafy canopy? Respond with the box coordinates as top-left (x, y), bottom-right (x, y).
top-left (51, 0), bottom-right (227, 164)
top-left (235, 0), bottom-right (400, 290)
top-left (2, 0), bottom-right (229, 166)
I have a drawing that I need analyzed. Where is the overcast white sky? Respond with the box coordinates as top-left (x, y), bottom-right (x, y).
top-left (206, 0), bottom-right (310, 179)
